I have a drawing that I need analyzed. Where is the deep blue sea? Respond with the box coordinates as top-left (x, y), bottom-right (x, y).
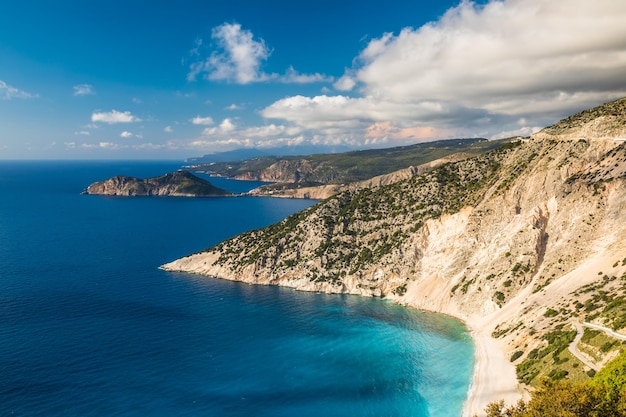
top-left (0, 161), bottom-right (474, 417)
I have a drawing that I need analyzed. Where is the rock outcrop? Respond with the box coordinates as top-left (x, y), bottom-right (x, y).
top-left (84, 170), bottom-right (232, 197)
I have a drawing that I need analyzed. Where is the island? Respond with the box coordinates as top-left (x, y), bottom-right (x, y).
top-left (83, 170), bottom-right (232, 197)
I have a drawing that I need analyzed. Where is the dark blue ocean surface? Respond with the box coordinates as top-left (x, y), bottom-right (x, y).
top-left (0, 161), bottom-right (473, 417)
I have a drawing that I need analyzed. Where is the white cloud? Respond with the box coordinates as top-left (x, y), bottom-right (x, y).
top-left (188, 23), bottom-right (332, 85)
top-left (188, 22), bottom-right (271, 84)
top-left (187, 135), bottom-right (310, 151)
top-left (164, 126), bottom-right (174, 133)
top-left (98, 142), bottom-right (119, 149)
top-left (0, 80), bottom-right (38, 100)
top-left (261, 95), bottom-right (469, 132)
top-left (74, 131), bottom-right (90, 136)
top-left (280, 66), bottom-right (333, 84)
top-left (73, 84), bottom-right (94, 96)
top-left (202, 118), bottom-right (236, 135)
top-left (91, 110), bottom-right (141, 124)
top-left (333, 75), bottom-right (356, 91)
top-left (257, 0), bottom-right (626, 142)
top-left (240, 124), bottom-right (302, 138)
top-left (74, 141), bottom-right (170, 152)
top-left (352, 0), bottom-right (626, 120)
top-left (120, 131), bottom-right (133, 138)
top-left (191, 115), bottom-right (214, 125)
top-left (219, 118), bottom-right (236, 132)
top-left (225, 103), bottom-right (242, 111)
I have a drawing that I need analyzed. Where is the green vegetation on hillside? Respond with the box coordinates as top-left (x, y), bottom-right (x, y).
top-left (574, 270), bottom-right (626, 331)
top-left (485, 349), bottom-right (626, 417)
top-left (207, 141), bottom-right (519, 285)
top-left (515, 328), bottom-right (577, 385)
top-left (540, 96), bottom-right (626, 136)
top-left (191, 138), bottom-right (507, 186)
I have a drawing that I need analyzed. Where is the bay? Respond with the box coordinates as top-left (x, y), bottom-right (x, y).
top-left (0, 161), bottom-right (473, 417)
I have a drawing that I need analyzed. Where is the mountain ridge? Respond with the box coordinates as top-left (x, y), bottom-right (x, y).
top-left (187, 138), bottom-right (505, 194)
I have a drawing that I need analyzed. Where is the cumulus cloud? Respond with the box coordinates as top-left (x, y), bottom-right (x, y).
top-left (201, 118), bottom-right (236, 135)
top-left (187, 23), bottom-right (271, 84)
top-left (188, 23), bottom-right (332, 85)
top-left (74, 141), bottom-right (169, 152)
top-left (225, 103), bottom-right (243, 111)
top-left (73, 84), bottom-right (94, 96)
top-left (191, 116), bottom-right (214, 125)
top-left (259, 0), bottom-right (626, 142)
top-left (164, 126), bottom-right (174, 133)
top-left (354, 0), bottom-right (626, 116)
top-left (261, 95), bottom-right (486, 133)
top-left (91, 110), bottom-right (141, 124)
top-left (333, 75), bottom-right (356, 92)
top-left (0, 80), bottom-right (38, 100)
top-left (280, 66), bottom-right (333, 84)
top-left (120, 131), bottom-right (133, 138)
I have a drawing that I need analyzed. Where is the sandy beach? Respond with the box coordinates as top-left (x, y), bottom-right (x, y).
top-left (462, 329), bottom-right (523, 417)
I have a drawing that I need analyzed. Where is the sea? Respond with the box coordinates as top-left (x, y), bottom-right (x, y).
top-left (0, 161), bottom-right (474, 417)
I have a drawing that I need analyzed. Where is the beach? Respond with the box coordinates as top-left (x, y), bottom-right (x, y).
top-left (463, 330), bottom-right (522, 417)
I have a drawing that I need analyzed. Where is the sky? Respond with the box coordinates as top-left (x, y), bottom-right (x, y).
top-left (1, 0), bottom-right (626, 160)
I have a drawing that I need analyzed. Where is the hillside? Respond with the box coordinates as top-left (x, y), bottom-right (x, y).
top-left (486, 349), bottom-right (626, 417)
top-left (84, 171), bottom-right (232, 197)
top-left (187, 138), bottom-right (505, 189)
top-left (250, 152), bottom-right (475, 199)
top-left (535, 97), bottom-right (626, 140)
top-left (162, 97), bottom-right (626, 415)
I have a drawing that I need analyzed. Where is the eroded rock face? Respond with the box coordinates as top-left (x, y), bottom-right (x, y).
top-left (84, 171), bottom-right (232, 197)
top-left (249, 153), bottom-right (474, 199)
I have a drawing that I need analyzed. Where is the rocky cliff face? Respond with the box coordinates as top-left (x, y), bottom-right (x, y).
top-left (84, 171), bottom-right (232, 197)
top-left (234, 159), bottom-right (317, 183)
top-left (162, 98), bottom-right (626, 388)
top-left (250, 153), bottom-right (474, 199)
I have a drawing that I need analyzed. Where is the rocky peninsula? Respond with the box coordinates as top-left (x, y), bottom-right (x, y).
top-left (84, 170), bottom-right (232, 197)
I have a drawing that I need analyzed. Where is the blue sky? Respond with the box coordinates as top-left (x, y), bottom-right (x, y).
top-left (1, 0), bottom-right (626, 160)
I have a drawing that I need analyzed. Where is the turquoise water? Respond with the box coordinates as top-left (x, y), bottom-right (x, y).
top-left (0, 161), bottom-right (474, 416)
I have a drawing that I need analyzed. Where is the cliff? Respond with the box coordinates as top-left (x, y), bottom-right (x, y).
top-left (249, 152), bottom-right (475, 199)
top-left (84, 170), bottom-right (232, 197)
top-left (162, 97), bottom-right (626, 415)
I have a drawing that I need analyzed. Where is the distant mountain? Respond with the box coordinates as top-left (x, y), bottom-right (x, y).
top-left (186, 138), bottom-right (505, 190)
top-left (185, 148), bottom-right (271, 164)
top-left (84, 171), bottom-right (232, 197)
top-left (185, 144), bottom-right (353, 164)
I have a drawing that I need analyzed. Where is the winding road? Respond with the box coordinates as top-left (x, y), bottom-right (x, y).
top-left (568, 322), bottom-right (626, 371)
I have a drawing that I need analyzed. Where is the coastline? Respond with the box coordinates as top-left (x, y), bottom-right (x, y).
top-left (162, 253), bottom-right (523, 417)
top-left (462, 327), bottom-right (523, 417)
